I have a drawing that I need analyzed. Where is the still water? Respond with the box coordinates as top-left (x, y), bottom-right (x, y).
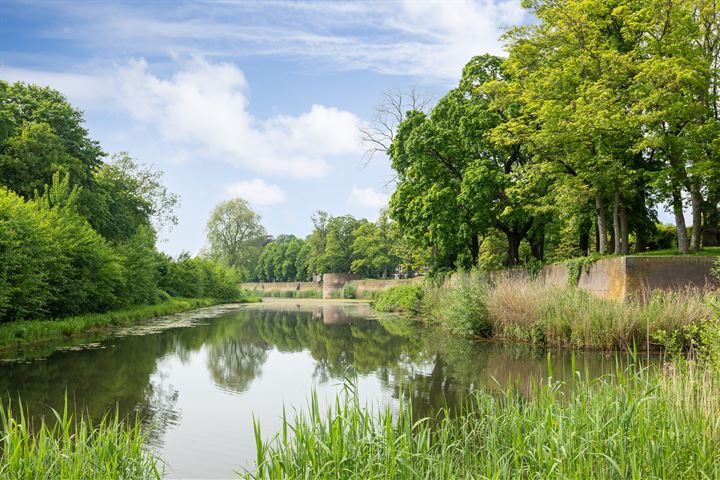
top-left (0, 300), bottom-right (632, 478)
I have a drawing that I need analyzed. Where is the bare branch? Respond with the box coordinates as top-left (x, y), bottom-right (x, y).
top-left (361, 88), bottom-right (434, 165)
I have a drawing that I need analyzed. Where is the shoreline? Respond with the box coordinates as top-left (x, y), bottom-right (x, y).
top-left (0, 296), bottom-right (260, 353)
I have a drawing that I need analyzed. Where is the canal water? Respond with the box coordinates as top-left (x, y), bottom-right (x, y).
top-left (0, 300), bottom-right (633, 478)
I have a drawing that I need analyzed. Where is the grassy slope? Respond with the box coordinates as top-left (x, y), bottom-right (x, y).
top-left (0, 295), bottom-right (260, 350)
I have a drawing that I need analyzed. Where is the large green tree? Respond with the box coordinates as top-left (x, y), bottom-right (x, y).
top-left (206, 198), bottom-right (267, 280)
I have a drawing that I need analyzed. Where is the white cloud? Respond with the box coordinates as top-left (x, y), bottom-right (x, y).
top-left (32, 0), bottom-right (531, 83)
top-left (223, 178), bottom-right (287, 205)
top-left (2, 58), bottom-right (366, 179)
top-left (115, 58), bottom-right (364, 178)
top-left (348, 186), bottom-right (389, 209)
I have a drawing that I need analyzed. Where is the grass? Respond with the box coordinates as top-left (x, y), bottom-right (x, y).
top-left (245, 361), bottom-right (720, 479)
top-left (376, 274), bottom-right (718, 350)
top-left (484, 278), bottom-right (716, 349)
top-left (0, 402), bottom-right (161, 479)
top-left (636, 247), bottom-right (720, 257)
top-left (0, 295), bottom-right (260, 350)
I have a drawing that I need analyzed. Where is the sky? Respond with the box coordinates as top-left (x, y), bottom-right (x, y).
top-left (0, 1), bottom-right (533, 255)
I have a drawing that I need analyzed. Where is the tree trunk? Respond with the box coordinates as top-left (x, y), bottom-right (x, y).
top-left (530, 229), bottom-right (545, 261)
top-left (613, 189), bottom-right (622, 254)
top-left (703, 207), bottom-right (719, 246)
top-left (672, 186), bottom-right (690, 254)
top-left (619, 197), bottom-right (630, 254)
top-left (689, 178), bottom-right (703, 252)
top-left (382, 264), bottom-right (388, 279)
top-left (505, 232), bottom-right (523, 266)
top-left (469, 235), bottom-right (480, 266)
top-left (595, 192), bottom-right (607, 254)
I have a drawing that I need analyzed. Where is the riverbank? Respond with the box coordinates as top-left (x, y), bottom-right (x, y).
top-left (247, 361), bottom-right (720, 479)
top-left (373, 274), bottom-right (719, 351)
top-left (0, 295), bottom-right (260, 350)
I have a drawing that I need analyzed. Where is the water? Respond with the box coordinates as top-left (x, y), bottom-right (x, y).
top-left (0, 299), bottom-right (634, 479)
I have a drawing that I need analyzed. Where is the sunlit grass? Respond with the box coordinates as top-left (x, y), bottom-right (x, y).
top-left (245, 361), bottom-right (720, 479)
top-left (0, 402), bottom-right (161, 479)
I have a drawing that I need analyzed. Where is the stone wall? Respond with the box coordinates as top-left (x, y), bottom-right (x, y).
top-left (347, 277), bottom-right (425, 298)
top-left (321, 273), bottom-right (363, 299)
top-left (545, 256), bottom-right (718, 301)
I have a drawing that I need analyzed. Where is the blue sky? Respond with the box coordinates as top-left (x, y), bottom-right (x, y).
top-left (1, 0), bottom-right (533, 255)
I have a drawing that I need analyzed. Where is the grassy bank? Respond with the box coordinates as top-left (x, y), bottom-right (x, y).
top-left (0, 403), bottom-right (161, 479)
top-left (246, 361), bottom-right (720, 479)
top-left (374, 276), bottom-right (718, 350)
top-left (0, 295), bottom-right (260, 350)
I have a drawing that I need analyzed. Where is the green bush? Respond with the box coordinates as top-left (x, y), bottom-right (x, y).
top-left (342, 283), bottom-right (357, 299)
top-left (158, 253), bottom-right (241, 300)
top-left (429, 279), bottom-right (493, 337)
top-left (0, 188), bottom-right (124, 322)
top-left (374, 285), bottom-right (424, 314)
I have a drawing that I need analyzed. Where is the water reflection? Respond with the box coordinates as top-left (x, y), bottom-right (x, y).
top-left (0, 301), bottom-right (649, 478)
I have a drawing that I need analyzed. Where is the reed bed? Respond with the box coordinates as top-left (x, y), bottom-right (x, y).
top-left (246, 362), bottom-right (720, 479)
top-left (377, 275), bottom-right (717, 350)
top-left (0, 403), bottom-right (161, 479)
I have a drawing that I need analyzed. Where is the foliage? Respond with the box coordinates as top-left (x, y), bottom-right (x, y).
top-left (0, 402), bottom-right (161, 479)
top-left (90, 152), bottom-right (178, 242)
top-left (350, 212), bottom-right (400, 278)
top-left (206, 198), bottom-right (267, 280)
top-left (341, 283), bottom-right (357, 299)
top-left (565, 254), bottom-right (602, 286)
top-left (425, 273), bottom-right (493, 337)
top-left (380, 0), bottom-right (720, 266)
top-left (158, 252), bottom-right (242, 300)
top-left (0, 297), bottom-right (245, 349)
top-left (373, 285), bottom-right (424, 315)
top-left (0, 186), bottom-right (123, 322)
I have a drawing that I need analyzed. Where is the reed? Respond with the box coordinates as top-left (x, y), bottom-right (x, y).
top-left (0, 402), bottom-right (161, 479)
top-left (375, 274), bottom-right (717, 350)
top-left (245, 362), bottom-right (720, 479)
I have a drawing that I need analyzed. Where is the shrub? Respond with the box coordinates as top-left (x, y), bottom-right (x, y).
top-left (374, 285), bottom-right (424, 315)
top-left (0, 188), bottom-right (124, 322)
top-left (427, 275), bottom-right (493, 337)
top-left (342, 283), bottom-right (357, 299)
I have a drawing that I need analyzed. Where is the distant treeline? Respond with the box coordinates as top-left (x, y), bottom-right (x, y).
top-left (0, 81), bottom-right (240, 323)
top-left (253, 211), bottom-right (420, 282)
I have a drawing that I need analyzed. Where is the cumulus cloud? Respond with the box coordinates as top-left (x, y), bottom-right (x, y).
top-left (348, 186), bottom-right (389, 209)
top-left (1, 58), bottom-right (365, 179)
top-left (223, 178), bottom-right (287, 205)
top-left (116, 58), bottom-right (364, 178)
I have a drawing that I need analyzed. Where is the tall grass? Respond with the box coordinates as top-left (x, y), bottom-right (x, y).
top-left (0, 296), bottom-right (260, 349)
top-left (483, 278), bottom-right (714, 349)
top-left (245, 362), bottom-right (720, 479)
top-left (0, 402), bottom-right (161, 479)
top-left (379, 274), bottom-right (716, 350)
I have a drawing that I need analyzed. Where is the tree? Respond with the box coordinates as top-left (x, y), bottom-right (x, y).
top-left (91, 152), bottom-right (179, 242)
top-left (351, 213), bottom-right (400, 278)
top-left (389, 55), bottom-right (538, 267)
top-left (0, 81), bottom-right (104, 214)
top-left (361, 89), bottom-right (433, 164)
top-left (206, 198), bottom-right (266, 280)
